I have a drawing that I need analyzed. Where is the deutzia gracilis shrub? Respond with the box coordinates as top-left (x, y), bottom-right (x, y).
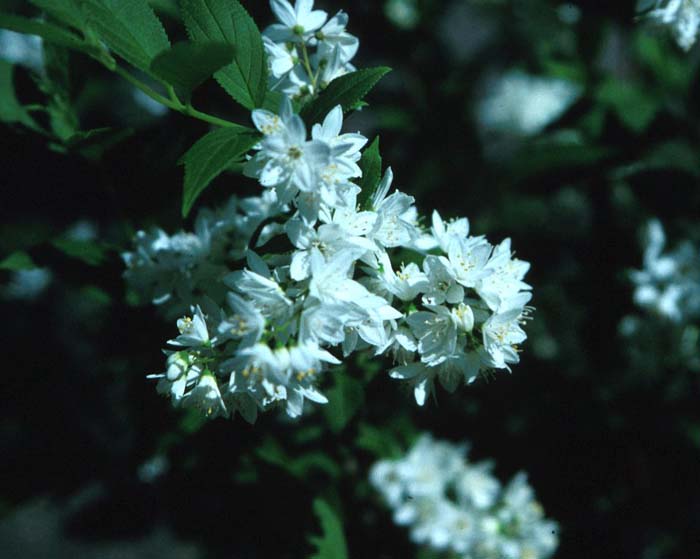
top-left (120, 0), bottom-right (535, 422)
top-left (370, 434), bottom-right (559, 559)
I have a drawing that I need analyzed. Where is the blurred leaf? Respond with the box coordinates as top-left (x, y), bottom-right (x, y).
top-left (308, 499), bottom-right (348, 559)
top-left (51, 238), bottom-right (106, 266)
top-left (150, 41), bottom-right (234, 100)
top-left (323, 371), bottom-right (364, 433)
top-left (256, 437), bottom-right (340, 479)
top-left (61, 127), bottom-right (133, 159)
top-left (357, 136), bottom-right (382, 211)
top-left (0, 12), bottom-right (93, 54)
top-left (610, 141), bottom-right (700, 180)
top-left (30, 0), bottom-right (87, 31)
top-left (0, 251), bottom-right (36, 271)
top-left (596, 79), bottom-right (659, 133)
top-left (180, 126), bottom-right (259, 217)
top-left (181, 0), bottom-right (268, 109)
top-left (634, 32), bottom-right (691, 92)
top-left (0, 60), bottom-right (41, 131)
top-left (81, 0), bottom-right (170, 71)
top-left (355, 422), bottom-right (403, 459)
top-left (300, 67), bottom-right (391, 124)
top-left (148, 0), bottom-right (180, 18)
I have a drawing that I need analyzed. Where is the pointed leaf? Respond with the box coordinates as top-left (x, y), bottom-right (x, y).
top-left (150, 41), bottom-right (235, 100)
top-left (308, 499), bottom-right (348, 559)
top-left (300, 67), bottom-right (391, 124)
top-left (81, 0), bottom-right (170, 71)
top-left (0, 12), bottom-right (93, 54)
top-left (29, 0), bottom-right (87, 32)
top-left (356, 136), bottom-right (381, 211)
top-left (180, 125), bottom-right (260, 217)
top-left (181, 0), bottom-right (267, 109)
top-left (0, 251), bottom-right (37, 271)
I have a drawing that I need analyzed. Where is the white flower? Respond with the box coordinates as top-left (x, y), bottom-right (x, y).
top-left (482, 303), bottom-right (528, 370)
top-left (315, 11), bottom-right (359, 62)
top-left (182, 373), bottom-right (228, 418)
top-left (422, 255), bottom-right (464, 306)
top-left (648, 0), bottom-right (700, 50)
top-left (476, 238), bottom-right (531, 312)
top-left (265, 0), bottom-right (328, 43)
top-left (407, 305), bottom-right (458, 366)
top-left (377, 251), bottom-right (429, 302)
top-left (171, 305), bottom-right (212, 347)
top-left (370, 435), bottom-right (559, 559)
top-left (368, 168), bottom-right (419, 248)
top-left (431, 210), bottom-right (470, 253)
top-left (263, 36), bottom-right (297, 78)
top-left (245, 96), bottom-right (331, 203)
top-left (217, 292), bottom-right (265, 348)
top-left (446, 235), bottom-right (492, 289)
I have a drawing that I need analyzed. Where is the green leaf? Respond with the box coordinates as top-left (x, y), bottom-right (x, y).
top-left (308, 499), bottom-right (348, 559)
top-left (323, 371), bottom-right (364, 433)
top-left (356, 136), bottom-right (382, 210)
top-left (300, 67), bottom-right (391, 124)
top-left (0, 251), bottom-right (36, 271)
top-left (29, 0), bottom-right (87, 31)
top-left (180, 126), bottom-right (260, 217)
top-left (596, 79), bottom-right (659, 133)
top-left (181, 0), bottom-right (268, 109)
top-left (150, 41), bottom-right (235, 100)
top-left (0, 60), bottom-right (40, 131)
top-left (51, 238), bottom-right (106, 266)
top-left (255, 438), bottom-right (340, 479)
top-left (0, 12), bottom-right (93, 54)
top-left (81, 0), bottom-right (170, 71)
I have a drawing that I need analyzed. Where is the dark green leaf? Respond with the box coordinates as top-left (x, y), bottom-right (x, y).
top-left (300, 67), bottom-right (391, 124)
top-left (62, 127), bottom-right (133, 159)
top-left (323, 371), bottom-right (364, 433)
top-left (255, 438), bottom-right (340, 479)
top-left (357, 136), bottom-right (381, 210)
top-left (180, 126), bottom-right (260, 217)
top-left (0, 12), bottom-right (93, 54)
top-left (30, 0), bottom-right (87, 31)
top-left (51, 238), bottom-right (106, 266)
top-left (81, 0), bottom-right (170, 71)
top-left (150, 41), bottom-right (234, 100)
top-left (0, 60), bottom-right (40, 131)
top-left (308, 499), bottom-right (348, 559)
top-left (596, 79), bottom-right (659, 133)
top-left (181, 0), bottom-right (268, 109)
top-left (0, 251), bottom-right (36, 271)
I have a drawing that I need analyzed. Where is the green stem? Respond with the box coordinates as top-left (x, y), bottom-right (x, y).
top-left (111, 66), bottom-right (240, 128)
top-left (299, 42), bottom-right (317, 90)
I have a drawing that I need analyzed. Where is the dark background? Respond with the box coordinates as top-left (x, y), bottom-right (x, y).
top-left (2, 0), bottom-right (700, 557)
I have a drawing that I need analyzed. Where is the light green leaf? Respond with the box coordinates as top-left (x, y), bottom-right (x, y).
top-left (323, 371), bottom-right (364, 433)
top-left (0, 60), bottom-right (40, 131)
top-left (180, 125), bottom-right (260, 217)
top-left (181, 0), bottom-right (268, 109)
top-left (30, 0), bottom-right (87, 31)
top-left (0, 251), bottom-right (36, 271)
top-left (308, 499), bottom-right (348, 559)
top-left (356, 136), bottom-right (381, 211)
top-left (300, 67), bottom-right (391, 124)
top-left (0, 12), bottom-right (93, 54)
top-left (150, 41), bottom-right (235, 100)
top-left (81, 0), bottom-right (170, 71)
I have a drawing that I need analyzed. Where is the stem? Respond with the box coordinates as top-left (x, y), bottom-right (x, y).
top-left (111, 66), bottom-right (240, 128)
top-left (299, 42), bottom-right (317, 90)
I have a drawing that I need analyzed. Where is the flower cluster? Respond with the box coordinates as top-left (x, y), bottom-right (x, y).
top-left (125, 0), bottom-right (534, 422)
top-left (263, 0), bottom-right (359, 100)
top-left (646, 0), bottom-right (700, 51)
top-left (370, 434), bottom-right (559, 559)
top-left (630, 219), bottom-right (700, 323)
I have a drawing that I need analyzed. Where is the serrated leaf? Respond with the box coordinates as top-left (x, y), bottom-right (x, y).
top-left (300, 67), bottom-right (391, 124)
top-left (30, 0), bottom-right (87, 31)
top-left (81, 0), bottom-right (170, 71)
top-left (180, 126), bottom-right (260, 217)
top-left (150, 41), bottom-right (234, 100)
top-left (0, 60), bottom-right (40, 131)
top-left (308, 499), bottom-right (348, 559)
top-left (181, 0), bottom-right (268, 109)
top-left (0, 251), bottom-right (36, 271)
top-left (356, 136), bottom-right (381, 211)
top-left (323, 372), bottom-right (364, 433)
top-left (0, 12), bottom-right (93, 54)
